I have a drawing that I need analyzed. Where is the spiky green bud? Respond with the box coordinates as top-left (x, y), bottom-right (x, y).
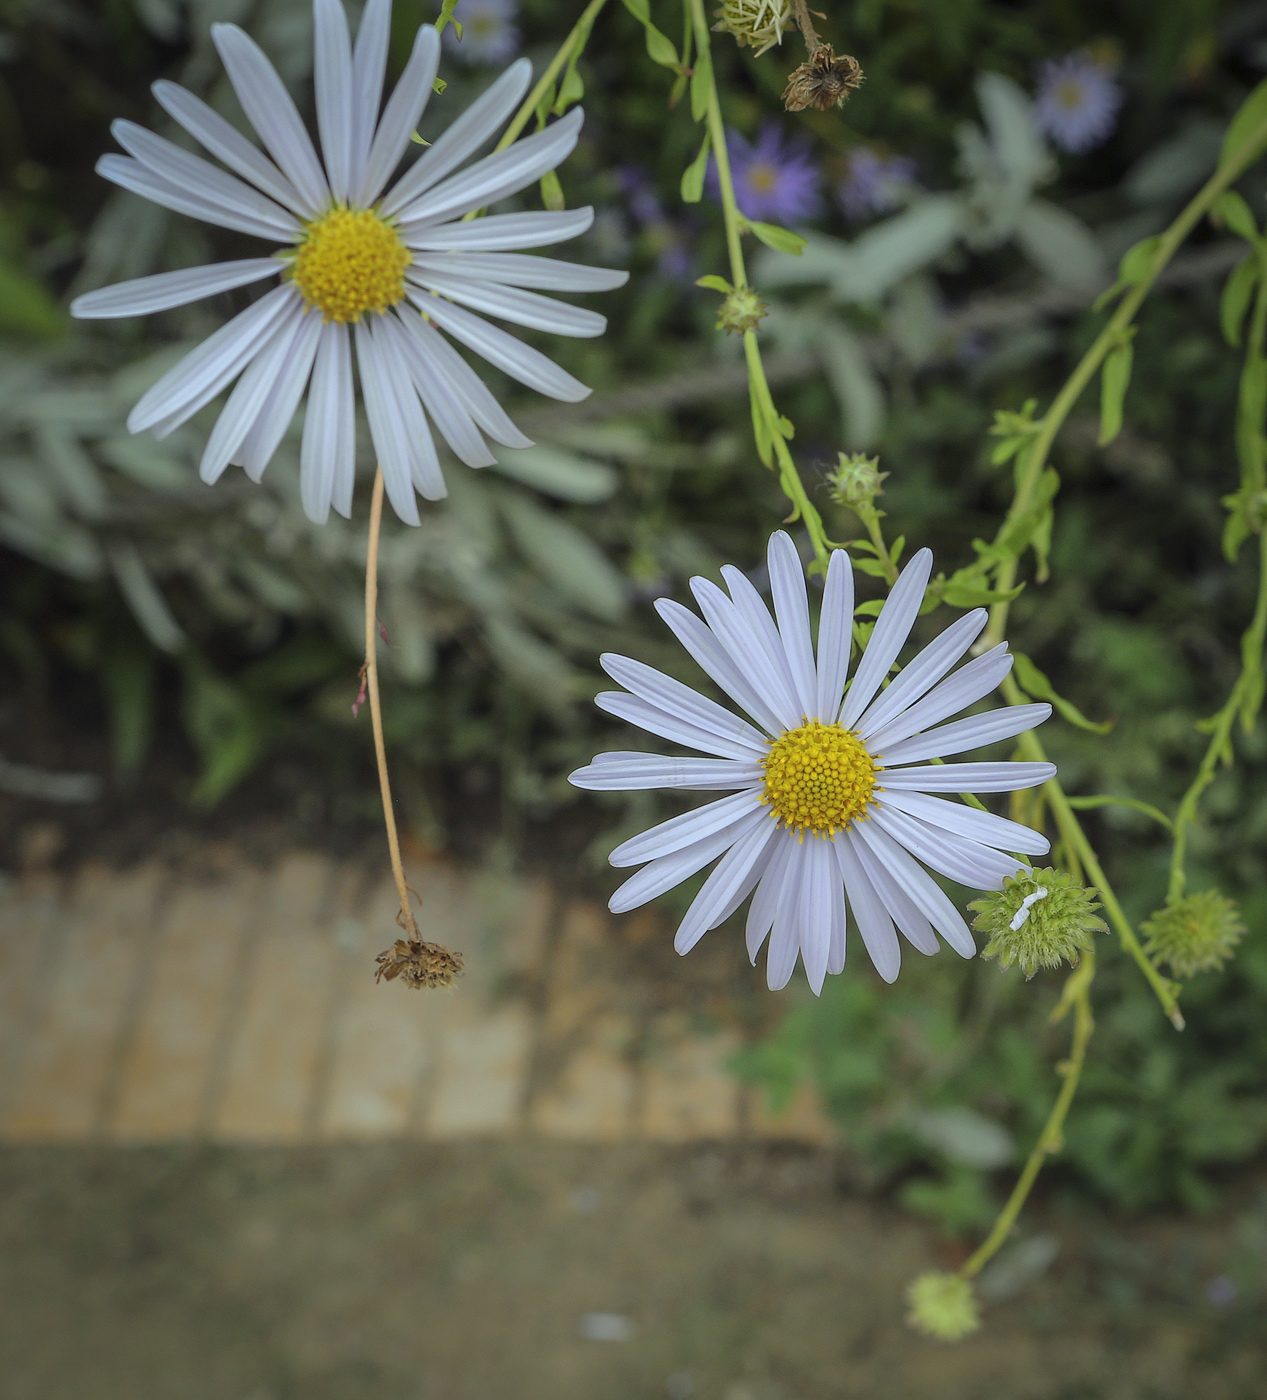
top-left (826, 452), bottom-right (888, 512)
top-left (1141, 890), bottom-right (1245, 979)
top-left (712, 0), bottom-right (793, 56)
top-left (970, 868), bottom-right (1106, 979)
top-left (716, 284), bottom-right (768, 335)
top-left (905, 1271), bottom-right (980, 1341)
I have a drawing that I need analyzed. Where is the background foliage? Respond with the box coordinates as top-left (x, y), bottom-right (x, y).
top-left (1, 0), bottom-right (1266, 1221)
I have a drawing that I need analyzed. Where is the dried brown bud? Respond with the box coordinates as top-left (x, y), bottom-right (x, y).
top-left (374, 937), bottom-right (464, 989)
top-left (783, 45), bottom-right (863, 112)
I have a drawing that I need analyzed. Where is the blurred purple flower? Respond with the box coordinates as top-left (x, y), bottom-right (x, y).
top-left (619, 167), bottom-right (666, 226)
top-left (1033, 52), bottom-right (1123, 154)
top-left (441, 0), bottom-right (520, 65)
top-left (839, 147), bottom-right (917, 221)
top-left (619, 167), bottom-right (695, 281)
top-left (708, 124), bottom-right (822, 224)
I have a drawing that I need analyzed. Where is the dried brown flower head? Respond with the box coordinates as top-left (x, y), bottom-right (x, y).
top-left (374, 937), bottom-right (464, 989)
top-left (783, 45), bottom-right (863, 112)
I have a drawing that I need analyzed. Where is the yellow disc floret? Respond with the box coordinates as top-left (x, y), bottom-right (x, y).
top-left (762, 719), bottom-right (876, 835)
top-left (290, 207), bottom-right (410, 323)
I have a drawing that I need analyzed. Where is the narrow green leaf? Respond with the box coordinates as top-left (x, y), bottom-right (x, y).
top-left (1219, 77), bottom-right (1267, 172)
top-left (1098, 336), bottom-right (1134, 446)
top-left (1013, 652), bottom-right (1115, 734)
top-left (540, 168), bottom-right (565, 211)
top-left (1221, 256), bottom-right (1259, 348)
top-left (747, 221), bottom-right (807, 255)
top-left (695, 272), bottom-right (731, 293)
top-left (690, 46), bottom-right (712, 122)
top-left (681, 130), bottom-right (711, 204)
top-left (620, 0), bottom-right (680, 70)
top-left (1212, 189), bottom-right (1259, 242)
top-left (1065, 795), bottom-right (1174, 832)
top-left (434, 0), bottom-right (463, 37)
top-left (553, 63), bottom-right (584, 113)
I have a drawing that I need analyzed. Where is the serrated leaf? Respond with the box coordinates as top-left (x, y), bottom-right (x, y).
top-left (747, 221), bottom-right (806, 255)
top-left (1221, 256), bottom-right (1259, 348)
top-left (681, 130), bottom-right (711, 204)
top-left (1098, 336), bottom-right (1134, 446)
top-left (1013, 652), bottom-right (1114, 734)
top-left (1219, 78), bottom-right (1267, 172)
top-left (1213, 189), bottom-right (1259, 242)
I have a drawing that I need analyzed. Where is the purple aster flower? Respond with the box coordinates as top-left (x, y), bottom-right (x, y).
top-left (839, 147), bottom-right (918, 222)
top-left (1033, 52), bottom-right (1123, 154)
top-left (441, 0), bottom-right (520, 65)
top-left (619, 166), bottom-right (666, 227)
top-left (708, 124), bottom-right (822, 224)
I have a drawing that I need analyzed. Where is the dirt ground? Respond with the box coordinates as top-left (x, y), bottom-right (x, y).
top-left (0, 1142), bottom-right (1263, 1400)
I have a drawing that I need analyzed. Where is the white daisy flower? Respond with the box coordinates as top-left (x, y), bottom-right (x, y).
top-left (569, 534), bottom-right (1057, 993)
top-left (69, 0), bottom-right (627, 526)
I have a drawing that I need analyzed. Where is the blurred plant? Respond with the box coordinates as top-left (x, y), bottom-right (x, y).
top-left (1033, 50), bottom-right (1124, 155)
top-left (440, 0), bottom-right (521, 65)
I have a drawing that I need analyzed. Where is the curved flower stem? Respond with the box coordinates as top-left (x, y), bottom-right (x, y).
top-left (364, 467), bottom-right (420, 941)
top-left (959, 951), bottom-right (1096, 1281)
top-left (496, 0), bottom-right (611, 152)
top-left (687, 0), bottom-right (832, 569)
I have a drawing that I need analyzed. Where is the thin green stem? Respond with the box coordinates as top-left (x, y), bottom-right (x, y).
top-left (960, 953), bottom-right (1095, 1281)
top-left (497, 0), bottom-right (610, 152)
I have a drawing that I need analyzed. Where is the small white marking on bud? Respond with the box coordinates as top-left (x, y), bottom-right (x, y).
top-left (1009, 886), bottom-right (1050, 931)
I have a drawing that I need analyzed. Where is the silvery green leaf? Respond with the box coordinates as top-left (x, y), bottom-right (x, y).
top-left (382, 585), bottom-right (436, 684)
top-left (500, 492), bottom-right (628, 620)
top-left (906, 1107), bottom-right (1014, 1169)
top-left (0, 458), bottom-right (60, 521)
top-left (549, 423), bottom-right (652, 462)
top-left (235, 558), bottom-right (308, 614)
top-left (98, 435), bottom-right (189, 491)
top-left (0, 512), bottom-right (103, 580)
top-left (887, 274), bottom-right (944, 367)
top-left (1015, 199), bottom-right (1107, 292)
top-left (975, 72), bottom-right (1052, 190)
top-left (841, 197), bottom-right (965, 303)
top-left (752, 230), bottom-right (857, 291)
top-left (818, 323), bottom-right (884, 448)
top-left (131, 0), bottom-right (183, 40)
top-left (110, 543), bottom-right (186, 652)
top-left (484, 616), bottom-right (578, 709)
top-left (1124, 119), bottom-right (1223, 205)
top-left (492, 444), bottom-right (619, 502)
top-left (35, 425), bottom-right (108, 518)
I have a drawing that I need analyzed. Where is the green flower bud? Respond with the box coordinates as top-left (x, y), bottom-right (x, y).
top-left (1141, 889), bottom-right (1245, 980)
top-left (969, 868), bottom-right (1106, 979)
top-left (716, 285), bottom-right (768, 335)
top-left (712, 0), bottom-right (793, 56)
top-left (906, 1271), bottom-right (980, 1341)
top-left (826, 452), bottom-right (888, 512)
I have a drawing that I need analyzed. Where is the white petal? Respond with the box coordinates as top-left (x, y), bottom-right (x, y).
top-left (707, 835), bottom-right (777, 930)
top-left (412, 291), bottom-right (590, 401)
top-left (127, 285), bottom-right (296, 434)
top-left (714, 568), bottom-right (803, 726)
top-left (851, 821), bottom-right (976, 957)
top-left (835, 833), bottom-right (901, 982)
top-left (110, 119), bottom-right (299, 238)
top-left (391, 308), bottom-right (496, 466)
top-left (313, 0), bottom-right (354, 201)
top-left (800, 835), bottom-right (836, 994)
top-left (212, 23), bottom-right (330, 213)
top-left (654, 599), bottom-right (787, 737)
top-left (599, 653), bottom-right (768, 755)
top-left (301, 321), bottom-right (355, 523)
top-left (689, 581), bottom-right (801, 732)
top-left (595, 692), bottom-right (760, 762)
top-left (880, 703), bottom-right (1052, 767)
top-left (349, 0), bottom-right (392, 187)
top-left (354, 318), bottom-right (421, 525)
top-left (766, 842), bottom-right (808, 990)
top-left (609, 820), bottom-right (750, 914)
top-left (864, 646), bottom-right (1014, 753)
top-left (879, 788), bottom-right (1050, 857)
top-left (371, 313), bottom-right (448, 498)
top-left (840, 547), bottom-right (933, 727)
top-left (674, 815), bottom-right (777, 954)
top-left (401, 312), bottom-right (530, 450)
top-left (71, 259), bottom-right (280, 320)
top-left (569, 755), bottom-right (762, 791)
top-left (815, 548), bottom-right (854, 723)
top-left (356, 25), bottom-right (440, 205)
top-left (826, 871), bottom-right (848, 974)
top-left (96, 154), bottom-right (293, 243)
top-left (405, 207), bottom-right (596, 252)
top-left (411, 252), bottom-right (628, 293)
top-left (879, 761), bottom-right (1055, 793)
top-left (852, 837), bottom-right (939, 954)
top-left (610, 789), bottom-right (765, 868)
top-left (237, 307), bottom-right (322, 480)
top-left (767, 531), bottom-right (818, 720)
top-left (408, 267), bottom-right (606, 338)
top-left (857, 608), bottom-right (988, 739)
top-left (393, 107), bottom-right (585, 228)
top-left (747, 833), bottom-right (794, 962)
top-left (872, 806), bottom-right (1023, 889)
top-left (199, 300), bottom-right (305, 483)
top-left (380, 57), bottom-right (533, 218)
top-left (151, 79), bottom-right (312, 218)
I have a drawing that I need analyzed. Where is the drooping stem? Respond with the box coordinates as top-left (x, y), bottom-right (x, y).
top-left (364, 466), bottom-right (419, 940)
top-left (789, 0), bottom-right (822, 52)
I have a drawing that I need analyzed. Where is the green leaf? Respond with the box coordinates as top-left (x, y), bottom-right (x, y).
top-left (500, 493), bottom-right (629, 621)
top-left (1093, 235), bottom-right (1163, 312)
top-left (620, 0), bottom-right (680, 71)
top-left (539, 168), bottom-right (565, 211)
top-left (1065, 794), bottom-right (1174, 832)
top-left (695, 273), bottom-right (731, 293)
top-left (490, 444), bottom-right (619, 502)
top-left (936, 575), bottom-right (1024, 609)
top-left (747, 221), bottom-right (806, 256)
top-left (1219, 78), bottom-right (1267, 173)
top-left (553, 62), bottom-right (584, 113)
top-left (1012, 652), bottom-right (1114, 734)
top-left (689, 45), bottom-right (712, 122)
top-left (681, 130), bottom-right (711, 204)
top-left (0, 258), bottom-right (65, 339)
top-left (747, 355), bottom-right (775, 467)
top-left (434, 0), bottom-right (463, 37)
top-left (1098, 334), bottom-right (1134, 446)
top-left (1212, 189), bottom-right (1259, 242)
top-left (1221, 256), bottom-right (1259, 348)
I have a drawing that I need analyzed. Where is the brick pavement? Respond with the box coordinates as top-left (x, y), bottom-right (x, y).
top-left (0, 852), bottom-right (832, 1146)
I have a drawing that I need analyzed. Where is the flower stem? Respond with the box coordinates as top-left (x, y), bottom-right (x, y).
top-left (789, 0), bottom-right (822, 52)
top-left (959, 952), bottom-right (1096, 1281)
top-left (364, 466), bottom-right (420, 942)
top-left (496, 0), bottom-right (610, 152)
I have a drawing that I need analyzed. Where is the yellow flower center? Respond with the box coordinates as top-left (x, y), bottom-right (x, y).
top-left (748, 163), bottom-right (777, 194)
top-left (1056, 79), bottom-right (1085, 110)
top-left (290, 207), bottom-right (410, 323)
top-left (761, 720), bottom-right (876, 836)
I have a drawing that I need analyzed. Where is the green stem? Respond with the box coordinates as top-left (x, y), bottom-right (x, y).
top-left (496, 0), bottom-right (610, 153)
top-left (960, 953), bottom-right (1095, 1281)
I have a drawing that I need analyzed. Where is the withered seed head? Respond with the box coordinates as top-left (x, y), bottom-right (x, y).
top-left (374, 937), bottom-right (464, 989)
top-left (783, 45), bottom-right (863, 112)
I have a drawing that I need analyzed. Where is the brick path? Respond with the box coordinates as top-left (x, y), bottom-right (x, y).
top-left (0, 852), bottom-right (831, 1145)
